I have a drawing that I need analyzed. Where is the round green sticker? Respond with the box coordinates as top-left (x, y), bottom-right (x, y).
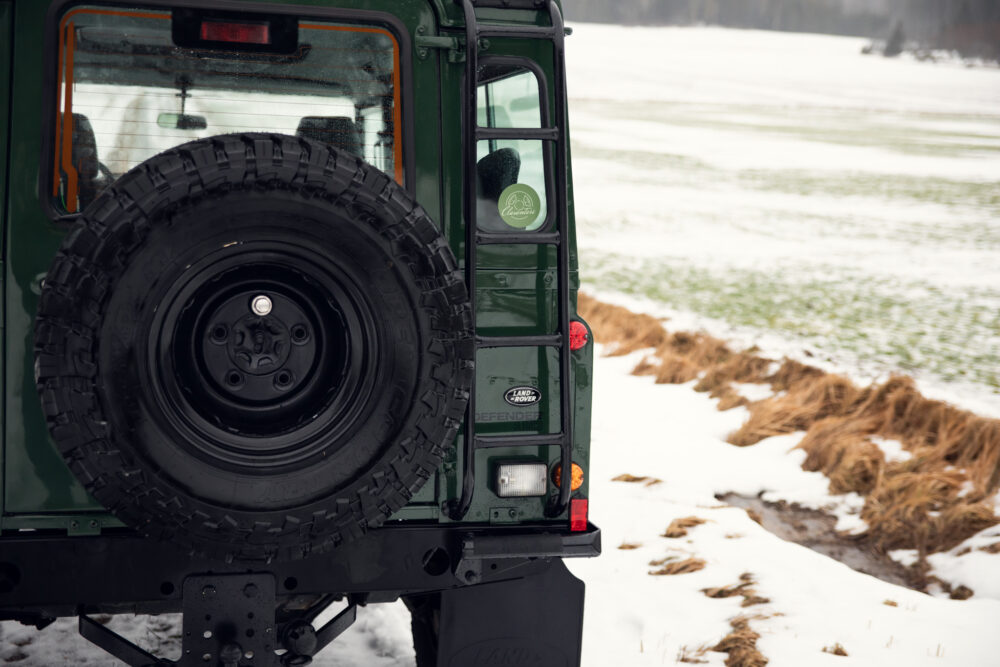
top-left (498, 184), bottom-right (541, 229)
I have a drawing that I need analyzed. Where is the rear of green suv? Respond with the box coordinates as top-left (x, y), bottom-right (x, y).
top-left (0, 1), bottom-right (598, 664)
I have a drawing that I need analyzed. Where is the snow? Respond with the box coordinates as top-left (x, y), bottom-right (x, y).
top-left (871, 436), bottom-right (913, 464)
top-left (927, 526), bottom-right (1000, 601)
top-left (568, 352), bottom-right (1000, 667)
top-left (889, 549), bottom-right (922, 568)
top-left (732, 382), bottom-right (775, 403)
top-left (0, 601), bottom-right (416, 666)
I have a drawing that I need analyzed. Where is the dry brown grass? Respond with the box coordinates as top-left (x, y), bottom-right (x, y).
top-left (822, 643), bottom-right (849, 657)
top-left (579, 292), bottom-right (1000, 561)
top-left (612, 473), bottom-right (662, 486)
top-left (950, 585), bottom-right (974, 600)
top-left (578, 293), bottom-right (668, 355)
top-left (883, 599), bottom-right (898, 607)
top-left (703, 573), bottom-right (771, 608)
top-left (861, 471), bottom-right (997, 553)
top-left (649, 557), bottom-right (707, 576)
top-left (618, 542), bottom-right (642, 550)
top-left (663, 516), bottom-right (708, 538)
top-left (797, 419), bottom-right (884, 495)
top-left (677, 646), bottom-right (710, 664)
top-left (728, 374), bottom-right (862, 447)
top-left (712, 617), bottom-right (769, 667)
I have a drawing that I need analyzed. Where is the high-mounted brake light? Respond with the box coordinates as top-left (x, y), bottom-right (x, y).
top-left (569, 320), bottom-right (589, 351)
top-left (200, 20), bottom-right (271, 45)
top-left (570, 498), bottom-right (588, 532)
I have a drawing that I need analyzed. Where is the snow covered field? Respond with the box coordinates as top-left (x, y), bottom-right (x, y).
top-left (4, 23), bottom-right (999, 667)
top-left (568, 24), bottom-right (1000, 414)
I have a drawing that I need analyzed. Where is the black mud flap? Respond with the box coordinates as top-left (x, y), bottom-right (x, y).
top-left (435, 560), bottom-right (585, 667)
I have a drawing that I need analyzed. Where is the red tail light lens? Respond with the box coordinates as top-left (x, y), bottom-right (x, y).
top-left (200, 20), bottom-right (271, 45)
top-left (569, 320), bottom-right (589, 351)
top-left (570, 498), bottom-right (589, 532)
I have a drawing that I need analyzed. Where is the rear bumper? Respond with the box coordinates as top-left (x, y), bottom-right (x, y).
top-left (0, 523), bottom-right (600, 620)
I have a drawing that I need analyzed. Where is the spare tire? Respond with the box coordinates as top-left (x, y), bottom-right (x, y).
top-left (34, 133), bottom-right (473, 562)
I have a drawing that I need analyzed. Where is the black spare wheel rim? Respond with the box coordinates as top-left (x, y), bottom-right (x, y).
top-left (34, 134), bottom-right (474, 562)
top-left (153, 244), bottom-right (375, 467)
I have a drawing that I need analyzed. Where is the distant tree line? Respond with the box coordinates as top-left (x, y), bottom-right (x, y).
top-left (889, 0), bottom-right (1000, 59)
top-left (564, 0), bottom-right (1000, 58)
top-left (887, 0), bottom-right (999, 37)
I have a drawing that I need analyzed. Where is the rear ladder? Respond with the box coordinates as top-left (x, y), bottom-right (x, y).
top-left (447, 0), bottom-right (574, 520)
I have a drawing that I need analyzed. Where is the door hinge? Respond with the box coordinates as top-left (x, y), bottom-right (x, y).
top-left (415, 32), bottom-right (464, 62)
top-left (415, 28), bottom-right (490, 63)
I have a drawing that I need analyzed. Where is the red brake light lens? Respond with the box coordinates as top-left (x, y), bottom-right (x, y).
top-left (570, 498), bottom-right (588, 532)
top-left (569, 320), bottom-right (589, 351)
top-left (200, 20), bottom-right (271, 45)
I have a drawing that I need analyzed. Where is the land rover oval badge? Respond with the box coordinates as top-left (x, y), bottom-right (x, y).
top-left (504, 386), bottom-right (542, 407)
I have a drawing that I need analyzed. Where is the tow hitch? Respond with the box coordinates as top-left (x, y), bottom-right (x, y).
top-left (79, 573), bottom-right (359, 666)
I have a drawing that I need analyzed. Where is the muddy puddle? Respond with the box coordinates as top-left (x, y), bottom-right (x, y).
top-left (718, 493), bottom-right (918, 589)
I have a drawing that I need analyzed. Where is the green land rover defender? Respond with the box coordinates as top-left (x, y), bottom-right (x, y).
top-left (0, 0), bottom-right (598, 664)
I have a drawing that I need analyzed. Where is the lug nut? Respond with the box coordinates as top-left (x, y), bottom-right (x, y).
top-left (251, 295), bottom-right (272, 316)
top-left (274, 371), bottom-right (293, 389)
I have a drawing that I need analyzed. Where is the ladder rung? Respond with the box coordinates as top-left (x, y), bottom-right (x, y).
top-left (476, 433), bottom-right (566, 449)
top-left (477, 232), bottom-right (560, 246)
top-left (477, 334), bottom-right (562, 349)
top-left (476, 127), bottom-right (559, 142)
top-left (477, 25), bottom-right (559, 39)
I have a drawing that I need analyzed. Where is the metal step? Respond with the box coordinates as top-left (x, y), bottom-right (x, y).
top-left (476, 334), bottom-right (562, 349)
top-left (476, 433), bottom-right (565, 449)
top-left (476, 231), bottom-right (560, 246)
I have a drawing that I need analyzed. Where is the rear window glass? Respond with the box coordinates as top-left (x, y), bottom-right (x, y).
top-left (52, 5), bottom-right (402, 214)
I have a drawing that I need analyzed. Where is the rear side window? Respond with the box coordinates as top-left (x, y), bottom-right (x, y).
top-left (51, 5), bottom-right (403, 214)
top-left (476, 61), bottom-right (549, 232)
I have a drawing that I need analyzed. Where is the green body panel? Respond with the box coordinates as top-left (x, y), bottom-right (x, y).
top-left (0, 0), bottom-right (591, 532)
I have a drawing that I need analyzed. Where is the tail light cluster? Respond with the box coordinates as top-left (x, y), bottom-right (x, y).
top-left (492, 320), bottom-right (590, 528)
top-left (494, 461), bottom-right (588, 531)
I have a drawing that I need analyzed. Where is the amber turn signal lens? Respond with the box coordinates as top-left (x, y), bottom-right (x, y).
top-left (553, 463), bottom-right (584, 491)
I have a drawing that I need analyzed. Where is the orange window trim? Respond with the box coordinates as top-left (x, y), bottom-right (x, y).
top-left (51, 23), bottom-right (67, 197)
top-left (54, 8), bottom-right (405, 213)
top-left (60, 22), bottom-right (78, 212)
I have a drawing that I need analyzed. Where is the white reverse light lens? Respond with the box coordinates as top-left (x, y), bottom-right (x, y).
top-left (496, 463), bottom-right (548, 498)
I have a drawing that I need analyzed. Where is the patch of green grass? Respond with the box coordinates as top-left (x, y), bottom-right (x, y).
top-left (575, 99), bottom-right (1000, 160)
top-left (738, 170), bottom-right (1000, 220)
top-left (583, 251), bottom-right (1000, 391)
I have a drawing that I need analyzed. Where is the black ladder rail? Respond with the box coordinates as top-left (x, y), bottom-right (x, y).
top-left (449, 0), bottom-right (574, 521)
